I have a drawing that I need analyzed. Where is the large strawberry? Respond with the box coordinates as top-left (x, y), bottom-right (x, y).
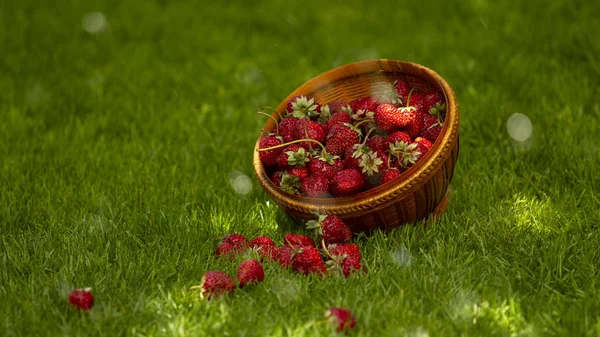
top-left (406, 91), bottom-right (426, 114)
top-left (270, 171), bottom-right (284, 187)
top-left (276, 144), bottom-right (309, 170)
top-left (237, 259), bottom-right (265, 288)
top-left (424, 90), bottom-right (446, 116)
top-left (401, 109), bottom-right (424, 139)
top-left (258, 134), bottom-right (284, 167)
top-left (329, 243), bottom-right (363, 277)
top-left (308, 153), bottom-right (343, 179)
top-left (385, 131), bottom-right (412, 152)
top-left (278, 245), bottom-right (295, 268)
top-left (306, 214), bottom-right (352, 244)
top-left (292, 246), bottom-right (326, 275)
top-left (250, 236), bottom-right (279, 261)
top-left (301, 175), bottom-right (331, 198)
top-left (374, 104), bottom-right (412, 133)
top-left (325, 123), bottom-right (361, 156)
top-left (287, 95), bottom-right (320, 119)
top-left (294, 119), bottom-right (326, 149)
top-left (330, 169), bottom-right (365, 197)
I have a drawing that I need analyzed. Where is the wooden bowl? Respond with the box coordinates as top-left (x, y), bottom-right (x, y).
top-left (253, 59), bottom-right (459, 233)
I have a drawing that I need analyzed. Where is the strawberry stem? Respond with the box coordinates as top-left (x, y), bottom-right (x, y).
top-left (320, 238), bottom-right (334, 260)
top-left (353, 119), bottom-right (375, 129)
top-left (406, 88), bottom-right (415, 107)
top-left (256, 111), bottom-right (279, 135)
top-left (257, 139), bottom-right (325, 152)
top-left (361, 127), bottom-right (376, 146)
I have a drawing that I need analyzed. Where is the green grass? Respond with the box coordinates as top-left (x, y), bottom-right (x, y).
top-left (2, 0), bottom-right (600, 336)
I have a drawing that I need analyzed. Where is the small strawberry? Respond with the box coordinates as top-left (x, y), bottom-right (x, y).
top-left (324, 100), bottom-right (352, 114)
top-left (287, 95), bottom-right (320, 119)
top-left (294, 119), bottom-right (326, 148)
top-left (68, 288), bottom-right (94, 311)
top-left (358, 150), bottom-right (389, 177)
top-left (278, 245), bottom-right (295, 268)
top-left (421, 116), bottom-right (443, 143)
top-left (324, 111), bottom-right (352, 134)
top-left (393, 80), bottom-right (411, 102)
top-left (350, 97), bottom-right (378, 114)
top-left (223, 233), bottom-right (250, 251)
top-left (216, 242), bottom-right (237, 259)
top-left (287, 167), bottom-right (310, 181)
top-left (385, 131), bottom-right (412, 152)
top-left (414, 137), bottom-right (433, 151)
top-left (278, 117), bottom-right (299, 143)
top-left (292, 246), bottom-right (326, 275)
top-left (251, 236), bottom-right (275, 247)
top-left (365, 135), bottom-right (387, 155)
top-left (330, 169), bottom-right (365, 197)
top-left (306, 214), bottom-right (352, 244)
top-left (401, 109), bottom-right (424, 139)
top-left (237, 259), bottom-right (265, 288)
top-left (198, 271), bottom-right (235, 299)
top-left (329, 243), bottom-right (364, 277)
top-left (258, 134), bottom-right (284, 167)
top-left (343, 144), bottom-right (371, 170)
top-left (308, 153), bottom-right (343, 180)
top-left (406, 91), bottom-right (426, 114)
top-left (276, 144), bottom-right (309, 170)
top-left (380, 168), bottom-right (402, 184)
top-left (424, 90), bottom-right (446, 116)
top-left (374, 104), bottom-right (412, 133)
top-left (279, 172), bottom-right (302, 195)
top-left (251, 236), bottom-right (279, 261)
top-left (284, 234), bottom-right (315, 248)
top-left (325, 123), bottom-right (362, 156)
top-left (325, 307), bottom-right (357, 332)
top-left (270, 171), bottom-right (284, 187)
top-left (302, 175), bottom-right (331, 198)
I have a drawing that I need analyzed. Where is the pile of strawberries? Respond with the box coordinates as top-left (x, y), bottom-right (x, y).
top-left (257, 79), bottom-right (446, 198)
top-left (197, 214), bottom-right (360, 331)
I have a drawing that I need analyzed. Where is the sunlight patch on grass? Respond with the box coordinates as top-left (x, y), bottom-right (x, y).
top-left (508, 194), bottom-right (561, 234)
top-left (467, 299), bottom-right (535, 336)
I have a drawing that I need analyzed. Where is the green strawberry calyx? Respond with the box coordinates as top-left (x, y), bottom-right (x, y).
top-left (359, 151), bottom-right (384, 176)
top-left (291, 96), bottom-right (319, 119)
top-left (280, 172), bottom-right (302, 194)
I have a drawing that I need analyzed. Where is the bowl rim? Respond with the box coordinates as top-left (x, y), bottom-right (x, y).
top-left (252, 59), bottom-right (459, 214)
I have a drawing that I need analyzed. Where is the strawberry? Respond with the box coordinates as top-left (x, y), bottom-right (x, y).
top-left (325, 123), bottom-right (361, 156)
top-left (374, 104), bottom-right (411, 133)
top-left (421, 115), bottom-right (443, 143)
top-left (324, 111), bottom-right (352, 134)
top-left (325, 307), bottom-right (357, 332)
top-left (270, 171), bottom-right (284, 187)
top-left (278, 117), bottom-right (298, 143)
top-left (325, 100), bottom-right (352, 114)
top-left (406, 91), bottom-right (426, 114)
top-left (393, 80), bottom-right (411, 102)
top-left (350, 97), bottom-right (378, 114)
top-left (251, 236), bottom-right (279, 261)
top-left (278, 245), bottom-right (295, 268)
top-left (388, 141), bottom-right (422, 169)
top-left (276, 144), bottom-right (309, 170)
top-left (401, 109), bottom-right (424, 139)
top-left (343, 144), bottom-right (371, 170)
top-left (365, 135), bottom-right (387, 155)
top-left (68, 288), bottom-right (94, 311)
top-left (381, 168), bottom-right (402, 184)
top-left (385, 131), bottom-right (412, 152)
top-left (287, 95), bottom-right (320, 119)
top-left (329, 243), bottom-right (364, 277)
top-left (292, 246), bottom-right (326, 275)
top-left (414, 137), bottom-right (433, 151)
top-left (308, 154), bottom-right (343, 180)
top-left (330, 169), bottom-right (365, 197)
top-left (284, 233), bottom-right (315, 248)
top-left (302, 175), bottom-right (331, 198)
top-left (287, 167), bottom-right (310, 181)
top-left (258, 135), bottom-right (284, 167)
top-left (279, 172), bottom-right (302, 195)
top-left (294, 119), bottom-right (326, 148)
top-left (237, 259), bottom-right (265, 288)
top-left (306, 215), bottom-right (352, 244)
top-left (216, 242), bottom-right (237, 259)
top-left (424, 90), bottom-right (446, 116)
top-left (198, 271), bottom-right (235, 299)
top-left (223, 233), bottom-right (250, 251)
top-left (374, 82), bottom-right (403, 105)
top-left (251, 236), bottom-right (275, 247)
top-left (358, 151), bottom-right (389, 178)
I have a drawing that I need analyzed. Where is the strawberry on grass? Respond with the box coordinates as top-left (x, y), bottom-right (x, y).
top-left (193, 271), bottom-right (236, 300)
top-left (292, 246), bottom-right (327, 275)
top-left (306, 215), bottom-right (352, 245)
top-left (325, 307), bottom-right (357, 332)
top-left (237, 259), bottom-right (265, 288)
top-left (68, 288), bottom-right (94, 311)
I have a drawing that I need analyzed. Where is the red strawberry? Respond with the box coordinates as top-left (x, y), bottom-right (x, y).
top-left (374, 104), bottom-right (412, 133)
top-left (278, 172), bottom-right (302, 195)
top-left (330, 243), bottom-right (361, 261)
top-left (330, 169), bottom-right (365, 197)
top-left (306, 215), bottom-right (352, 244)
top-left (278, 117), bottom-right (298, 143)
top-left (302, 175), bottom-right (331, 198)
top-left (251, 236), bottom-right (275, 247)
top-left (223, 233), bottom-right (250, 251)
top-left (393, 80), bottom-right (411, 102)
top-left (325, 100), bottom-right (352, 114)
top-left (424, 90), bottom-right (446, 116)
top-left (270, 171), bottom-right (284, 187)
top-left (388, 141), bottom-right (422, 169)
top-left (237, 259), bottom-right (265, 287)
top-left (350, 97), bottom-right (378, 113)
top-left (414, 137), bottom-right (433, 151)
top-left (406, 91), bottom-right (425, 114)
top-left (198, 271), bottom-right (235, 299)
top-left (258, 135), bottom-right (284, 167)
top-left (68, 288), bottom-right (94, 310)
top-left (287, 167), bottom-right (310, 181)
top-left (381, 168), bottom-right (402, 184)
top-left (421, 118), bottom-right (443, 143)
top-left (324, 111), bottom-right (352, 134)
top-left (358, 151), bottom-right (389, 178)
top-left (284, 233), bottom-right (315, 248)
top-left (216, 242), bottom-right (237, 259)
top-left (365, 135), bottom-right (387, 154)
top-left (343, 144), bottom-right (371, 170)
top-left (278, 245), bottom-right (295, 268)
top-left (326, 123), bottom-right (361, 156)
top-left (287, 95), bottom-right (320, 119)
top-left (276, 144), bottom-right (309, 170)
top-left (292, 246), bottom-right (326, 275)
top-left (251, 236), bottom-right (279, 261)
top-left (294, 119), bottom-right (326, 148)
top-left (329, 243), bottom-right (363, 277)
top-left (401, 109), bottom-right (424, 139)
top-left (385, 131), bottom-right (412, 152)
top-left (325, 307), bottom-right (357, 332)
top-left (308, 155), bottom-right (343, 180)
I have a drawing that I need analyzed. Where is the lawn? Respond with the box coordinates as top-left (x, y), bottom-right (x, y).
top-left (1, 0), bottom-right (600, 336)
